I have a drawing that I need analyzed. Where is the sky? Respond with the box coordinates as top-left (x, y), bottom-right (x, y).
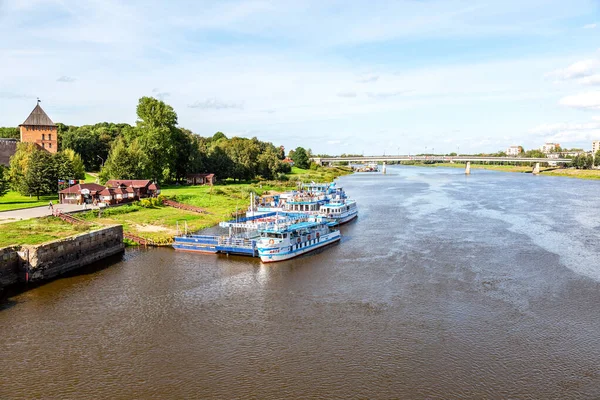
top-left (0, 0), bottom-right (599, 155)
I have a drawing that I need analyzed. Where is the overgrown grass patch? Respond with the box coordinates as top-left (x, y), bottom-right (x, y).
top-left (0, 217), bottom-right (100, 247)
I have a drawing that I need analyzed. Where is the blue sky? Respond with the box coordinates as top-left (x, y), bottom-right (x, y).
top-left (1, 0), bottom-right (599, 155)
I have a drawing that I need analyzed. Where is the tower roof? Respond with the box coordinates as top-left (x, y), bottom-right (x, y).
top-left (20, 103), bottom-right (55, 126)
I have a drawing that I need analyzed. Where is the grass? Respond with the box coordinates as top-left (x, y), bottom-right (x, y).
top-left (84, 172), bottom-right (99, 183)
top-left (73, 165), bottom-right (353, 241)
top-left (289, 165), bottom-right (353, 182)
top-left (0, 217), bottom-right (100, 248)
top-left (0, 191), bottom-right (57, 212)
top-left (1, 165), bottom-right (354, 243)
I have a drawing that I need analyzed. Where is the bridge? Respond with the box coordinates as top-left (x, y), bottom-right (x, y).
top-left (310, 155), bottom-right (573, 175)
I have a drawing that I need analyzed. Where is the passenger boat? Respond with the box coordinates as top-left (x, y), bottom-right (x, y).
top-left (319, 199), bottom-right (358, 225)
top-left (256, 219), bottom-right (341, 263)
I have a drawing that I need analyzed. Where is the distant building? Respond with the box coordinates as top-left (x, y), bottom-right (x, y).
top-left (540, 143), bottom-right (560, 154)
top-left (186, 173), bottom-right (215, 185)
top-left (283, 157), bottom-right (295, 166)
top-left (506, 146), bottom-right (522, 156)
top-left (592, 141), bottom-right (600, 154)
top-left (19, 100), bottom-right (57, 153)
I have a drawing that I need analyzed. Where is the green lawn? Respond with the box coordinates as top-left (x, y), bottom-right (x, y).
top-left (0, 217), bottom-right (99, 247)
top-left (84, 172), bottom-right (99, 183)
top-left (0, 191), bottom-right (58, 212)
top-left (289, 165), bottom-right (353, 182)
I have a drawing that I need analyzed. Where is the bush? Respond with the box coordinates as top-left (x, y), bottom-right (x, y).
top-left (277, 173), bottom-right (289, 181)
top-left (139, 199), bottom-right (152, 208)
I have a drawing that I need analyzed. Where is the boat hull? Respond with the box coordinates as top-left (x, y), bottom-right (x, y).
top-left (258, 231), bottom-right (341, 263)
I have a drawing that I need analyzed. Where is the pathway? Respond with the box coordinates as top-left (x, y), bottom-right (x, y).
top-left (0, 203), bottom-right (104, 224)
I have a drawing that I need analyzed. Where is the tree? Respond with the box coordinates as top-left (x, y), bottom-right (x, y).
top-left (8, 143), bottom-right (38, 193)
top-left (291, 147), bottom-right (310, 169)
top-left (135, 97), bottom-right (179, 182)
top-left (0, 127), bottom-right (19, 139)
top-left (61, 149), bottom-right (85, 180)
top-left (99, 138), bottom-right (148, 182)
top-left (0, 165), bottom-right (9, 197)
top-left (23, 150), bottom-right (55, 199)
top-left (594, 150), bottom-right (600, 167)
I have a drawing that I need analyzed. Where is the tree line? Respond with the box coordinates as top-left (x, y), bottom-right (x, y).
top-left (0, 97), bottom-right (314, 198)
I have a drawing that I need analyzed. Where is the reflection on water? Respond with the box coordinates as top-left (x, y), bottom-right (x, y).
top-left (2, 166), bottom-right (600, 399)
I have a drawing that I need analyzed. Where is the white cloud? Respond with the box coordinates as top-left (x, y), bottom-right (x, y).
top-left (337, 91), bottom-right (357, 98)
top-left (357, 74), bottom-right (379, 83)
top-left (547, 60), bottom-right (598, 80)
top-left (366, 90), bottom-right (410, 99)
top-left (559, 91), bottom-right (600, 110)
top-left (579, 74), bottom-right (600, 86)
top-left (57, 76), bottom-right (76, 83)
top-left (529, 120), bottom-right (600, 143)
top-left (327, 140), bottom-right (341, 145)
top-left (583, 23), bottom-right (597, 29)
top-left (188, 98), bottom-right (243, 110)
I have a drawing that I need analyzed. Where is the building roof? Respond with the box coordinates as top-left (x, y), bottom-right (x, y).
top-left (59, 183), bottom-right (105, 194)
top-left (99, 188), bottom-right (116, 196)
top-left (105, 179), bottom-right (157, 189)
top-left (148, 183), bottom-right (158, 190)
top-left (186, 173), bottom-right (215, 178)
top-left (20, 104), bottom-right (55, 127)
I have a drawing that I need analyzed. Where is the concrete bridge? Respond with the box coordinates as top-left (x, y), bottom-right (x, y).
top-left (311, 155), bottom-right (573, 175)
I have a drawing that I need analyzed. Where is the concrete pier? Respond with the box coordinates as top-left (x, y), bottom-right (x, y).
top-left (533, 162), bottom-right (540, 175)
top-left (0, 225), bottom-right (124, 288)
top-left (382, 161), bottom-right (387, 174)
top-left (465, 161), bottom-right (471, 175)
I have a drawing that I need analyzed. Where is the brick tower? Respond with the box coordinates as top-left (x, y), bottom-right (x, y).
top-left (19, 100), bottom-right (58, 153)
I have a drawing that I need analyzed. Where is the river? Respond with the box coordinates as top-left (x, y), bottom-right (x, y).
top-left (2, 166), bottom-right (600, 399)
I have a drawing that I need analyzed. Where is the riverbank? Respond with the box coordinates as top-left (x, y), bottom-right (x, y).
top-left (0, 165), bottom-right (353, 246)
top-left (411, 162), bottom-right (600, 180)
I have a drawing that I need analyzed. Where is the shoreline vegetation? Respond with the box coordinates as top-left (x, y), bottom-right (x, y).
top-left (402, 162), bottom-right (600, 180)
top-left (0, 165), bottom-right (352, 246)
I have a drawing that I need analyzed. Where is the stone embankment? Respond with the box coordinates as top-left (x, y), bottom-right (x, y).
top-left (0, 225), bottom-right (124, 289)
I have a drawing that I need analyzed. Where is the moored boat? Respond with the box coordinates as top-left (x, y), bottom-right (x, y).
top-left (319, 199), bottom-right (358, 225)
top-left (256, 219), bottom-right (341, 263)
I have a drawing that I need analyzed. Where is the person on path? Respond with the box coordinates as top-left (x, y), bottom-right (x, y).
top-left (48, 201), bottom-right (53, 211)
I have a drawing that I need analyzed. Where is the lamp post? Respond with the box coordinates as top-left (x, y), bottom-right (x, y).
top-left (97, 155), bottom-right (104, 167)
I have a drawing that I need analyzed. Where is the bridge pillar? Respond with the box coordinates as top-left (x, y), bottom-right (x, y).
top-left (533, 162), bottom-right (540, 175)
top-left (465, 161), bottom-right (471, 175)
top-left (382, 161), bottom-right (386, 174)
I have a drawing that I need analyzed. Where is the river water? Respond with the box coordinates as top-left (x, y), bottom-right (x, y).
top-left (2, 166), bottom-right (600, 399)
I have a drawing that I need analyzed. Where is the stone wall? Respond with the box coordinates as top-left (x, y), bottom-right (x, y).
top-left (0, 139), bottom-right (18, 166)
top-left (0, 225), bottom-right (124, 288)
top-left (0, 246), bottom-right (21, 287)
top-left (23, 225), bottom-right (124, 282)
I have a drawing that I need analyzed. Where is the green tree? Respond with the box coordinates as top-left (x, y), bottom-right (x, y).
top-left (292, 147), bottom-right (310, 169)
top-left (0, 165), bottom-right (9, 197)
top-left (0, 127), bottom-right (19, 139)
top-left (24, 150), bottom-right (55, 199)
top-left (135, 97), bottom-right (179, 182)
top-left (8, 142), bottom-right (38, 193)
top-left (99, 138), bottom-right (148, 182)
top-left (61, 149), bottom-right (85, 180)
top-left (594, 150), bottom-right (600, 167)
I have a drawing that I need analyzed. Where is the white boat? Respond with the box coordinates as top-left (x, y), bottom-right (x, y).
top-left (319, 199), bottom-right (358, 225)
top-left (256, 219), bottom-right (341, 263)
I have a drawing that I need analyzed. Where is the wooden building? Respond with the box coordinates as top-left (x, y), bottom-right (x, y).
top-left (19, 100), bottom-right (58, 153)
top-left (59, 183), bottom-right (106, 204)
top-left (186, 173), bottom-right (215, 185)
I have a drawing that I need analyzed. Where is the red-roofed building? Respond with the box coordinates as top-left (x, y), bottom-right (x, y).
top-left (283, 157), bottom-right (295, 166)
top-left (186, 173), bottom-right (215, 185)
top-left (105, 179), bottom-right (160, 198)
top-left (59, 183), bottom-right (106, 204)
